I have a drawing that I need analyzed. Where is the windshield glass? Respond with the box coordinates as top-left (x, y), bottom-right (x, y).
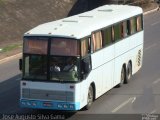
top-left (50, 56), bottom-right (79, 81)
top-left (24, 37), bottom-right (48, 54)
top-left (23, 37), bottom-right (80, 82)
top-left (23, 54), bottom-right (47, 80)
top-left (50, 38), bottom-right (80, 56)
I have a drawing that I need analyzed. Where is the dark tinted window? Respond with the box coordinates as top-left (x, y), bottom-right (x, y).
top-left (102, 27), bottom-right (112, 46)
top-left (114, 24), bottom-right (121, 41)
top-left (81, 56), bottom-right (91, 79)
top-left (130, 17), bottom-right (137, 34)
top-left (23, 55), bottom-right (47, 80)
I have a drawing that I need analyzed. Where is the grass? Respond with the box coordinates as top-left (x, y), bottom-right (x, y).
top-left (0, 44), bottom-right (22, 53)
top-left (0, 0), bottom-right (4, 5)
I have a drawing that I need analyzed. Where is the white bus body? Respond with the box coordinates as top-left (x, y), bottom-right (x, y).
top-left (20, 5), bottom-right (143, 110)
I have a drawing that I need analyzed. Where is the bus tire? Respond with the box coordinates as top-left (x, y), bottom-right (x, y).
top-left (85, 85), bottom-right (94, 110)
top-left (125, 62), bottom-right (132, 84)
top-left (117, 66), bottom-right (125, 87)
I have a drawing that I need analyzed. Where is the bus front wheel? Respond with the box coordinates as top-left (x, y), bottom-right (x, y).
top-left (85, 85), bottom-right (93, 110)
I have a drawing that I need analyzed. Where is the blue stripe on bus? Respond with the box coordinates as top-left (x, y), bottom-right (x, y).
top-left (20, 99), bottom-right (80, 111)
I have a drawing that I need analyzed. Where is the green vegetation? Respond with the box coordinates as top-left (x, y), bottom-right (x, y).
top-left (0, 0), bottom-right (4, 5)
top-left (0, 44), bottom-right (22, 53)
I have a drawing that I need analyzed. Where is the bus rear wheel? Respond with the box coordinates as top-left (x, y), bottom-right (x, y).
top-left (117, 66), bottom-right (125, 87)
top-left (125, 62), bottom-right (132, 84)
top-left (85, 85), bottom-right (93, 110)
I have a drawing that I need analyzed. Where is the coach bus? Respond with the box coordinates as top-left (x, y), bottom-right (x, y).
top-left (19, 5), bottom-right (143, 110)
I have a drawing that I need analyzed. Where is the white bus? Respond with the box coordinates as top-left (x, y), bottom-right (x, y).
top-left (19, 5), bottom-right (143, 110)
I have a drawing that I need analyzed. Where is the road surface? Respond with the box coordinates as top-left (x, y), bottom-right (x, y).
top-left (0, 11), bottom-right (160, 120)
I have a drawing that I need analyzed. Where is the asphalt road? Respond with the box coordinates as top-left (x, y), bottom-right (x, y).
top-left (0, 11), bottom-right (160, 120)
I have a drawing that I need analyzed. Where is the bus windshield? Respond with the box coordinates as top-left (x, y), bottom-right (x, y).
top-left (23, 55), bottom-right (79, 82)
top-left (50, 56), bottom-right (79, 81)
top-left (50, 38), bottom-right (80, 56)
top-left (23, 54), bottom-right (47, 80)
top-left (23, 37), bottom-right (80, 82)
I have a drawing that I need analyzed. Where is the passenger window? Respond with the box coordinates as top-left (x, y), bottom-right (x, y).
top-left (121, 21), bottom-right (128, 37)
top-left (81, 38), bottom-right (90, 57)
top-left (112, 26), bottom-right (115, 42)
top-left (102, 27), bottom-right (112, 46)
top-left (130, 17), bottom-right (137, 34)
top-left (127, 20), bottom-right (131, 35)
top-left (137, 15), bottom-right (143, 32)
top-left (114, 24), bottom-right (121, 41)
top-left (91, 31), bottom-right (102, 52)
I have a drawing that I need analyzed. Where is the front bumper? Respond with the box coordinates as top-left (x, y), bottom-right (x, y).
top-left (20, 99), bottom-right (80, 111)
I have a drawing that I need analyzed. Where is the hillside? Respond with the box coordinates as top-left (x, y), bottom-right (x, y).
top-left (0, 0), bottom-right (156, 59)
top-left (0, 0), bottom-right (75, 48)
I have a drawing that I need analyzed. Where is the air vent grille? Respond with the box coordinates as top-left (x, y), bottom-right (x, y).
top-left (62, 20), bottom-right (78, 23)
top-left (98, 9), bottom-right (113, 12)
top-left (79, 16), bottom-right (93, 18)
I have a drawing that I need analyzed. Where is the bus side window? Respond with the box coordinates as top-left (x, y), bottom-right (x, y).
top-left (121, 21), bottom-right (128, 38)
top-left (112, 26), bottom-right (115, 42)
top-left (91, 31), bottom-right (102, 52)
top-left (102, 27), bottom-right (112, 47)
top-left (81, 56), bottom-right (91, 79)
top-left (127, 20), bottom-right (131, 35)
top-left (81, 38), bottom-right (91, 57)
top-left (88, 38), bottom-right (91, 53)
top-left (137, 15), bottom-right (143, 32)
top-left (120, 22), bottom-right (124, 38)
top-left (114, 23), bottom-right (121, 41)
top-left (130, 17), bottom-right (137, 34)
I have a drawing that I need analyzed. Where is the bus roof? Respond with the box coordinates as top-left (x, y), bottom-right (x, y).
top-left (24, 5), bottom-right (143, 39)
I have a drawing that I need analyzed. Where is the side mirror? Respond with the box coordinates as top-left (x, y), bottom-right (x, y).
top-left (19, 59), bottom-right (22, 71)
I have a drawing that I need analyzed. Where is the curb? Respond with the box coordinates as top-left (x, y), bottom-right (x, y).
top-left (0, 53), bottom-right (22, 64)
top-left (143, 6), bottom-right (158, 15)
